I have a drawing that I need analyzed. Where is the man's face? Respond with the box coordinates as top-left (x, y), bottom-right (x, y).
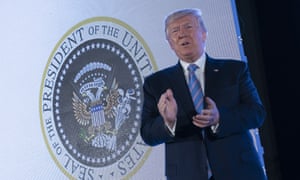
top-left (166, 15), bottom-right (207, 63)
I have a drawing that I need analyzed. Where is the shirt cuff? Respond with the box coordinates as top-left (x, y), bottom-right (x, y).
top-left (165, 120), bottom-right (176, 136)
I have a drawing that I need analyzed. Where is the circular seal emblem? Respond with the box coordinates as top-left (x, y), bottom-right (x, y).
top-left (39, 17), bottom-right (157, 179)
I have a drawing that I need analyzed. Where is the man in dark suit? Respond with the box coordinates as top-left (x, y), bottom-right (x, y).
top-left (140, 8), bottom-right (267, 180)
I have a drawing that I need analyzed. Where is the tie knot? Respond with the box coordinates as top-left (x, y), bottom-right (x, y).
top-left (188, 64), bottom-right (199, 72)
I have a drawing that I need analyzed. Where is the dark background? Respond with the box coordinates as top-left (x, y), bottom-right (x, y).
top-left (235, 0), bottom-right (300, 179)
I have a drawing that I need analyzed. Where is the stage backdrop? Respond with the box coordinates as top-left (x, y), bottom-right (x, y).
top-left (0, 0), bottom-right (265, 179)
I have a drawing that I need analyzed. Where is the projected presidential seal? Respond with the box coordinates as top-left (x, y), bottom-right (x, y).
top-left (40, 17), bottom-right (156, 179)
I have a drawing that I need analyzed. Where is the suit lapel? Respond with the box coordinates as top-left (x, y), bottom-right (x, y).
top-left (204, 56), bottom-right (221, 96)
top-left (166, 62), bottom-right (196, 115)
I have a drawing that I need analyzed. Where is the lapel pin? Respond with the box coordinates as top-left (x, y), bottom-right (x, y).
top-left (213, 69), bottom-right (219, 72)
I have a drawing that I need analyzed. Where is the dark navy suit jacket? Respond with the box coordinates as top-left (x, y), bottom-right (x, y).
top-left (140, 55), bottom-right (267, 180)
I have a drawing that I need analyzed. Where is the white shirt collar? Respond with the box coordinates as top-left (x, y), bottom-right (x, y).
top-left (179, 53), bottom-right (206, 92)
top-left (179, 53), bottom-right (206, 72)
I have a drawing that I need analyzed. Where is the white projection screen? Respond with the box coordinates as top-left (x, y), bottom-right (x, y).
top-left (0, 0), bottom-right (265, 179)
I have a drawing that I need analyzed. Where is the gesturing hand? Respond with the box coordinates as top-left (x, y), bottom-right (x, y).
top-left (192, 97), bottom-right (220, 128)
top-left (157, 89), bottom-right (178, 128)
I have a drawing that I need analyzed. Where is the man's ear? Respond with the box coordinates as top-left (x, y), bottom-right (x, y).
top-left (202, 31), bottom-right (207, 42)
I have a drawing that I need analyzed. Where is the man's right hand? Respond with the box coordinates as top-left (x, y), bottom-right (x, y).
top-left (157, 89), bottom-right (178, 128)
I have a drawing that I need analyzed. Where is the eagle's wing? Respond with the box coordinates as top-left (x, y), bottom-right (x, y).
top-left (104, 78), bottom-right (120, 118)
top-left (72, 92), bottom-right (91, 126)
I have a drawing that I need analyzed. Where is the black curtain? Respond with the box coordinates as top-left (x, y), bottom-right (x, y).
top-left (235, 0), bottom-right (300, 179)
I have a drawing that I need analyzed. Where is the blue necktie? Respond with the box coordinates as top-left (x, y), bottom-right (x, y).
top-left (188, 64), bottom-right (204, 113)
top-left (188, 64), bottom-right (212, 178)
top-left (188, 64), bottom-right (213, 178)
